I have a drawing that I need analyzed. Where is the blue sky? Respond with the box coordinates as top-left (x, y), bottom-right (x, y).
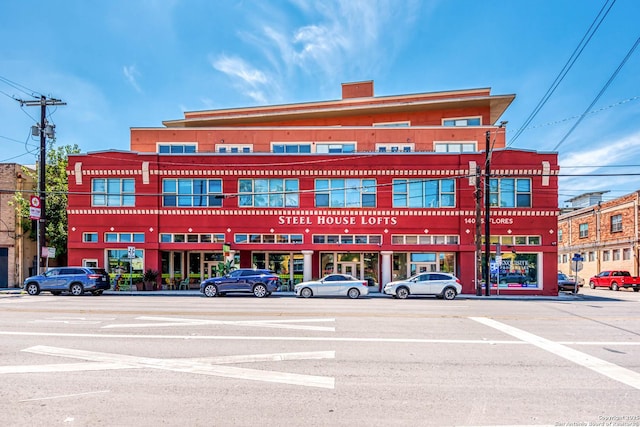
top-left (1, 0), bottom-right (638, 206)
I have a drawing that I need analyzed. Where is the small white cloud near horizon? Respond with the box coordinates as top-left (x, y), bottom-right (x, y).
top-left (211, 55), bottom-right (269, 104)
top-left (123, 65), bottom-right (142, 93)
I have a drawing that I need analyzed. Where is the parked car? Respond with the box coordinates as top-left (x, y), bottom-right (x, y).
top-left (23, 267), bottom-right (111, 296)
top-left (383, 272), bottom-right (462, 300)
top-left (498, 273), bottom-right (529, 284)
top-left (588, 270), bottom-right (640, 291)
top-left (200, 268), bottom-right (280, 298)
top-left (557, 272), bottom-right (578, 293)
top-left (294, 274), bottom-right (369, 299)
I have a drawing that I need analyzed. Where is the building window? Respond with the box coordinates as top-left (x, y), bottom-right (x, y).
top-left (376, 143), bottom-right (414, 153)
top-left (238, 179), bottom-right (299, 207)
top-left (315, 179), bottom-right (376, 208)
top-left (392, 179), bottom-right (455, 208)
top-left (442, 117), bottom-right (481, 127)
top-left (235, 234), bottom-right (303, 244)
top-left (392, 235), bottom-right (459, 244)
top-left (562, 254), bottom-right (567, 263)
top-left (373, 121), bottom-right (410, 127)
top-left (611, 214), bottom-right (622, 233)
top-left (602, 250), bottom-right (610, 261)
top-left (316, 143), bottom-right (356, 153)
top-left (312, 235), bottom-right (381, 244)
top-left (216, 144), bottom-right (253, 153)
top-left (558, 229), bottom-right (563, 242)
top-left (160, 233), bottom-right (225, 243)
top-left (489, 178), bottom-right (531, 208)
top-left (623, 248), bottom-right (631, 260)
top-left (157, 143), bottom-right (197, 154)
top-left (272, 143), bottom-right (312, 153)
top-left (434, 142), bottom-right (476, 152)
top-left (613, 249), bottom-right (621, 261)
top-left (103, 233), bottom-right (145, 243)
top-left (163, 179), bottom-right (223, 207)
top-left (579, 223), bottom-right (588, 239)
top-left (92, 178), bottom-right (135, 207)
top-left (83, 233), bottom-right (98, 243)
top-left (588, 251), bottom-right (595, 262)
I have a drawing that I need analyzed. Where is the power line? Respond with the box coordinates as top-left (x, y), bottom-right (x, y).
top-left (552, 34), bottom-right (640, 151)
top-left (0, 75), bottom-right (42, 98)
top-left (509, 0), bottom-right (616, 147)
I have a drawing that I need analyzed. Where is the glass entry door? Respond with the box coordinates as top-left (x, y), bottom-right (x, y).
top-left (338, 262), bottom-right (360, 278)
top-left (410, 262), bottom-right (437, 276)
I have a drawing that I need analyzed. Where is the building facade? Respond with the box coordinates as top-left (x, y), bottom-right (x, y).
top-left (558, 191), bottom-right (640, 282)
top-left (66, 81), bottom-right (560, 295)
top-left (0, 163), bottom-right (37, 287)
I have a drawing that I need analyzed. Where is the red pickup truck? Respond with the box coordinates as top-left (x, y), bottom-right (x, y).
top-left (588, 271), bottom-right (640, 291)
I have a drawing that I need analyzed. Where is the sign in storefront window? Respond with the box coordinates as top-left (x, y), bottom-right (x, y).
top-left (488, 253), bottom-right (538, 288)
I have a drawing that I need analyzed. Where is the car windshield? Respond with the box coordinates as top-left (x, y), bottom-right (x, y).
top-left (558, 273), bottom-right (567, 280)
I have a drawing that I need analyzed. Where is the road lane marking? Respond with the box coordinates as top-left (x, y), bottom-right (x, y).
top-left (19, 390), bottom-right (110, 402)
top-left (102, 316), bottom-right (336, 331)
top-left (5, 346), bottom-right (336, 389)
top-left (470, 316), bottom-right (640, 390)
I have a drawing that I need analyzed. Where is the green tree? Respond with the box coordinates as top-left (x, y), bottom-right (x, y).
top-left (12, 143), bottom-right (81, 264)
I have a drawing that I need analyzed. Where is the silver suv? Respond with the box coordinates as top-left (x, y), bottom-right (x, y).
top-left (23, 267), bottom-right (111, 296)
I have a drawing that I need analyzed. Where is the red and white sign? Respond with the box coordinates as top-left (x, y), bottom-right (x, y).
top-left (29, 195), bottom-right (41, 220)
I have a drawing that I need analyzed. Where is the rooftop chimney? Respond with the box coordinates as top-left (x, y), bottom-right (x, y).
top-left (342, 81), bottom-right (374, 99)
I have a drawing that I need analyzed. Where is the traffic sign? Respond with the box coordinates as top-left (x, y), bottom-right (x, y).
top-left (571, 261), bottom-right (583, 272)
top-left (127, 246), bottom-right (136, 259)
top-left (29, 195), bottom-right (41, 220)
top-left (571, 253), bottom-right (584, 262)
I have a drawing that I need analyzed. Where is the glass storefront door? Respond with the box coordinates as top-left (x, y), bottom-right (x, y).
top-left (410, 262), bottom-right (437, 276)
top-left (338, 262), bottom-right (359, 278)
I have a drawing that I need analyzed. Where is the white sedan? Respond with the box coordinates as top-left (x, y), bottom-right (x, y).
top-left (295, 274), bottom-right (369, 299)
top-left (383, 272), bottom-right (462, 300)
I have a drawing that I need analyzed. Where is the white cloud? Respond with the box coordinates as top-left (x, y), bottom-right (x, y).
top-left (211, 55), bottom-right (269, 104)
top-left (123, 65), bottom-right (142, 93)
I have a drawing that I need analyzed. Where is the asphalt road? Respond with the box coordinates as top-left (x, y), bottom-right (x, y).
top-left (0, 287), bottom-right (639, 427)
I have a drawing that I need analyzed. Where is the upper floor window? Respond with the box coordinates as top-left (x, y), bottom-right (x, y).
top-left (442, 117), bottom-right (481, 127)
top-left (314, 179), bottom-right (376, 208)
top-left (272, 143), bottom-right (312, 153)
top-left (217, 144), bottom-right (252, 153)
top-left (376, 143), bottom-right (414, 153)
top-left (157, 143), bottom-right (197, 154)
top-left (373, 121), bottom-right (410, 127)
top-left (611, 214), bottom-right (622, 233)
top-left (392, 179), bottom-right (455, 208)
top-left (104, 232), bottom-right (145, 243)
top-left (489, 178), bottom-right (531, 208)
top-left (558, 229), bottom-right (563, 242)
top-left (579, 223), bottom-right (588, 239)
top-left (162, 179), bottom-right (223, 207)
top-left (434, 142), bottom-right (476, 152)
top-left (92, 178), bottom-right (135, 207)
top-left (238, 179), bottom-right (299, 207)
top-left (316, 143), bottom-right (355, 153)
top-left (83, 232), bottom-right (98, 243)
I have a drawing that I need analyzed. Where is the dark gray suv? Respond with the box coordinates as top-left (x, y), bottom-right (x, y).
top-left (200, 268), bottom-right (281, 298)
top-left (23, 267), bottom-right (111, 296)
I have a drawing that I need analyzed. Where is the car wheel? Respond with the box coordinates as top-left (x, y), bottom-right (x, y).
top-left (442, 287), bottom-right (457, 300)
top-left (347, 288), bottom-right (360, 299)
top-left (633, 287), bottom-right (639, 292)
top-left (300, 287), bottom-right (313, 298)
top-left (51, 291), bottom-right (61, 296)
top-left (203, 284), bottom-right (218, 297)
top-left (253, 284), bottom-right (268, 298)
top-left (26, 283), bottom-right (40, 296)
top-left (396, 287), bottom-right (409, 299)
top-left (70, 283), bottom-right (84, 296)
top-left (589, 281), bottom-right (595, 289)
top-left (611, 282), bottom-right (619, 291)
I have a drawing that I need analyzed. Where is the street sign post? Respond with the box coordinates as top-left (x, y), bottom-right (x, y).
top-left (127, 247), bottom-right (136, 293)
top-left (571, 253), bottom-right (584, 294)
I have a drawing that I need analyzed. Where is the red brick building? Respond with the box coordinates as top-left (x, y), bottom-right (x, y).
top-left (66, 81), bottom-right (560, 295)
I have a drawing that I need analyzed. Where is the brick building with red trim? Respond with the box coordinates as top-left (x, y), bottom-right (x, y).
top-left (66, 81), bottom-right (560, 295)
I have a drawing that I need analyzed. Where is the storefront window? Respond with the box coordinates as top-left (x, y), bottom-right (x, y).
top-left (488, 253), bottom-right (539, 288)
top-left (189, 253), bottom-right (201, 277)
top-left (253, 253), bottom-right (266, 269)
top-left (321, 253), bottom-right (334, 276)
top-left (107, 249), bottom-right (143, 279)
top-left (393, 253), bottom-right (408, 280)
top-left (363, 253), bottom-right (379, 289)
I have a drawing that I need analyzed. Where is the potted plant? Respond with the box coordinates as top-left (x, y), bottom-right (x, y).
top-left (142, 269), bottom-right (159, 291)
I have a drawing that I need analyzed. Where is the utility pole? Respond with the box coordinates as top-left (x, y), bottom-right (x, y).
top-left (474, 165), bottom-right (483, 296)
top-left (483, 130), bottom-right (491, 296)
top-left (16, 95), bottom-right (66, 273)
